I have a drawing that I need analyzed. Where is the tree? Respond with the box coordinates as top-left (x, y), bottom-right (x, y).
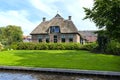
top-left (96, 30), bottom-right (109, 52)
top-left (0, 25), bottom-right (23, 45)
top-left (83, 0), bottom-right (120, 41)
top-left (0, 27), bottom-right (7, 45)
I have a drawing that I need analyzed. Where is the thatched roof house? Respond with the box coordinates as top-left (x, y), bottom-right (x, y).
top-left (30, 14), bottom-right (80, 43)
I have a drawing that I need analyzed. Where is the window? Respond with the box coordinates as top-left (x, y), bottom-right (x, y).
top-left (61, 35), bottom-right (65, 38)
top-left (46, 35), bottom-right (49, 43)
top-left (61, 35), bottom-right (66, 42)
top-left (54, 35), bottom-right (57, 43)
top-left (50, 26), bottom-right (60, 33)
top-left (61, 38), bottom-right (65, 42)
top-left (69, 34), bottom-right (73, 42)
top-left (69, 38), bottom-right (73, 42)
top-left (54, 35), bottom-right (57, 38)
top-left (46, 38), bottom-right (49, 43)
top-left (38, 38), bottom-right (42, 42)
top-left (55, 27), bottom-right (60, 32)
top-left (69, 34), bottom-right (73, 38)
top-left (38, 35), bottom-right (42, 42)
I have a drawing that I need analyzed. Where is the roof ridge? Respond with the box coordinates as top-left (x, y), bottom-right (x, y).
top-left (54, 14), bottom-right (63, 18)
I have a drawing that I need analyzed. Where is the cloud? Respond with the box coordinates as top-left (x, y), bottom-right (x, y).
top-left (30, 0), bottom-right (58, 16)
top-left (78, 0), bottom-right (94, 8)
top-left (60, 0), bottom-right (97, 30)
top-left (0, 10), bottom-right (39, 35)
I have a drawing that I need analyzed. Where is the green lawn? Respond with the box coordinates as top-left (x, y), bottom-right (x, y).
top-left (0, 50), bottom-right (120, 72)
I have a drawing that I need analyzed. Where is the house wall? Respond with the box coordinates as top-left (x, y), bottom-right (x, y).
top-left (31, 33), bottom-right (80, 43)
top-left (31, 35), bottom-right (38, 42)
top-left (49, 33), bottom-right (61, 42)
top-left (75, 34), bottom-right (80, 43)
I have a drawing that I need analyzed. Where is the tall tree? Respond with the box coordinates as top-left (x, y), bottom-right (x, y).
top-left (0, 27), bottom-right (7, 45)
top-left (0, 25), bottom-right (23, 45)
top-left (83, 0), bottom-right (120, 41)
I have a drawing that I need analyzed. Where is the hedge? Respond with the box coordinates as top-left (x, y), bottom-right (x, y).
top-left (106, 40), bottom-right (120, 55)
top-left (11, 42), bottom-right (82, 50)
top-left (80, 43), bottom-right (98, 51)
top-left (10, 41), bottom-right (120, 55)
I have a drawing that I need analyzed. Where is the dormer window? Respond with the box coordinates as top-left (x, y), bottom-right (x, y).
top-left (50, 26), bottom-right (60, 33)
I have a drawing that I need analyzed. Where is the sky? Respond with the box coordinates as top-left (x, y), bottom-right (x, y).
top-left (0, 0), bottom-right (98, 35)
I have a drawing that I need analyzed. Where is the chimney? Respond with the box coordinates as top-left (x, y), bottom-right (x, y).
top-left (43, 17), bottom-right (46, 22)
top-left (68, 16), bottom-right (71, 20)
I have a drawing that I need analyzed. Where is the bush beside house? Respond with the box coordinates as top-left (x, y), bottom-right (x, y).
top-left (12, 42), bottom-right (95, 50)
top-left (81, 43), bottom-right (98, 51)
top-left (8, 41), bottom-right (120, 55)
top-left (11, 42), bottom-right (82, 50)
top-left (106, 40), bottom-right (120, 55)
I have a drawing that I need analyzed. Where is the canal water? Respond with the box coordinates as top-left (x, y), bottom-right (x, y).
top-left (0, 70), bottom-right (119, 80)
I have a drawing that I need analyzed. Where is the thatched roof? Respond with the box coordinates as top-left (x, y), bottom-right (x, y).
top-left (79, 31), bottom-right (97, 37)
top-left (79, 31), bottom-right (97, 42)
top-left (30, 14), bottom-right (78, 34)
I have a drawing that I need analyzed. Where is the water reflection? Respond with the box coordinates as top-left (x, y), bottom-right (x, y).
top-left (0, 72), bottom-right (36, 80)
top-left (0, 70), bottom-right (119, 80)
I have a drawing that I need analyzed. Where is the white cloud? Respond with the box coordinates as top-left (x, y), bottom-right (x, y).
top-left (78, 0), bottom-right (94, 8)
top-left (30, 0), bottom-right (58, 16)
top-left (0, 10), bottom-right (39, 35)
top-left (60, 0), bottom-right (97, 30)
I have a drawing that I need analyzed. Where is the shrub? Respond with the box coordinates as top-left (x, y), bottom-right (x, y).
top-left (81, 43), bottom-right (98, 51)
top-left (47, 43), bottom-right (57, 50)
top-left (39, 43), bottom-right (49, 50)
top-left (106, 40), bottom-right (120, 55)
top-left (64, 43), bottom-right (81, 50)
top-left (12, 42), bottom-right (82, 50)
top-left (48, 43), bottom-right (66, 50)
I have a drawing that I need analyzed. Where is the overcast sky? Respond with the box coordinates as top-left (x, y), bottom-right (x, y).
top-left (0, 0), bottom-right (98, 35)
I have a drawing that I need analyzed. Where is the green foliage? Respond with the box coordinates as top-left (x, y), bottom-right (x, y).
top-left (47, 43), bottom-right (65, 50)
top-left (106, 40), bottom-right (120, 55)
top-left (0, 25), bottom-right (23, 45)
top-left (81, 43), bottom-right (98, 51)
top-left (96, 30), bottom-right (109, 52)
top-left (84, 0), bottom-right (120, 41)
top-left (64, 43), bottom-right (81, 50)
top-left (11, 42), bottom-right (120, 55)
top-left (0, 50), bottom-right (120, 71)
top-left (11, 42), bottom-right (82, 50)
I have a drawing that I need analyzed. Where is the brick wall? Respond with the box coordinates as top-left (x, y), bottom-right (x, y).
top-left (31, 33), bottom-right (80, 43)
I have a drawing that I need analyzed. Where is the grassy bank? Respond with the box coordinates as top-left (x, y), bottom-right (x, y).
top-left (0, 50), bottom-right (120, 71)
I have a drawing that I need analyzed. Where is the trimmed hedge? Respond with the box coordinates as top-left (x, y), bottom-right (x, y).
top-left (81, 43), bottom-right (98, 51)
top-left (11, 42), bottom-right (82, 50)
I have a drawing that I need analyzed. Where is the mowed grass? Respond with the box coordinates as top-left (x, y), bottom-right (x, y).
top-left (0, 50), bottom-right (120, 71)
